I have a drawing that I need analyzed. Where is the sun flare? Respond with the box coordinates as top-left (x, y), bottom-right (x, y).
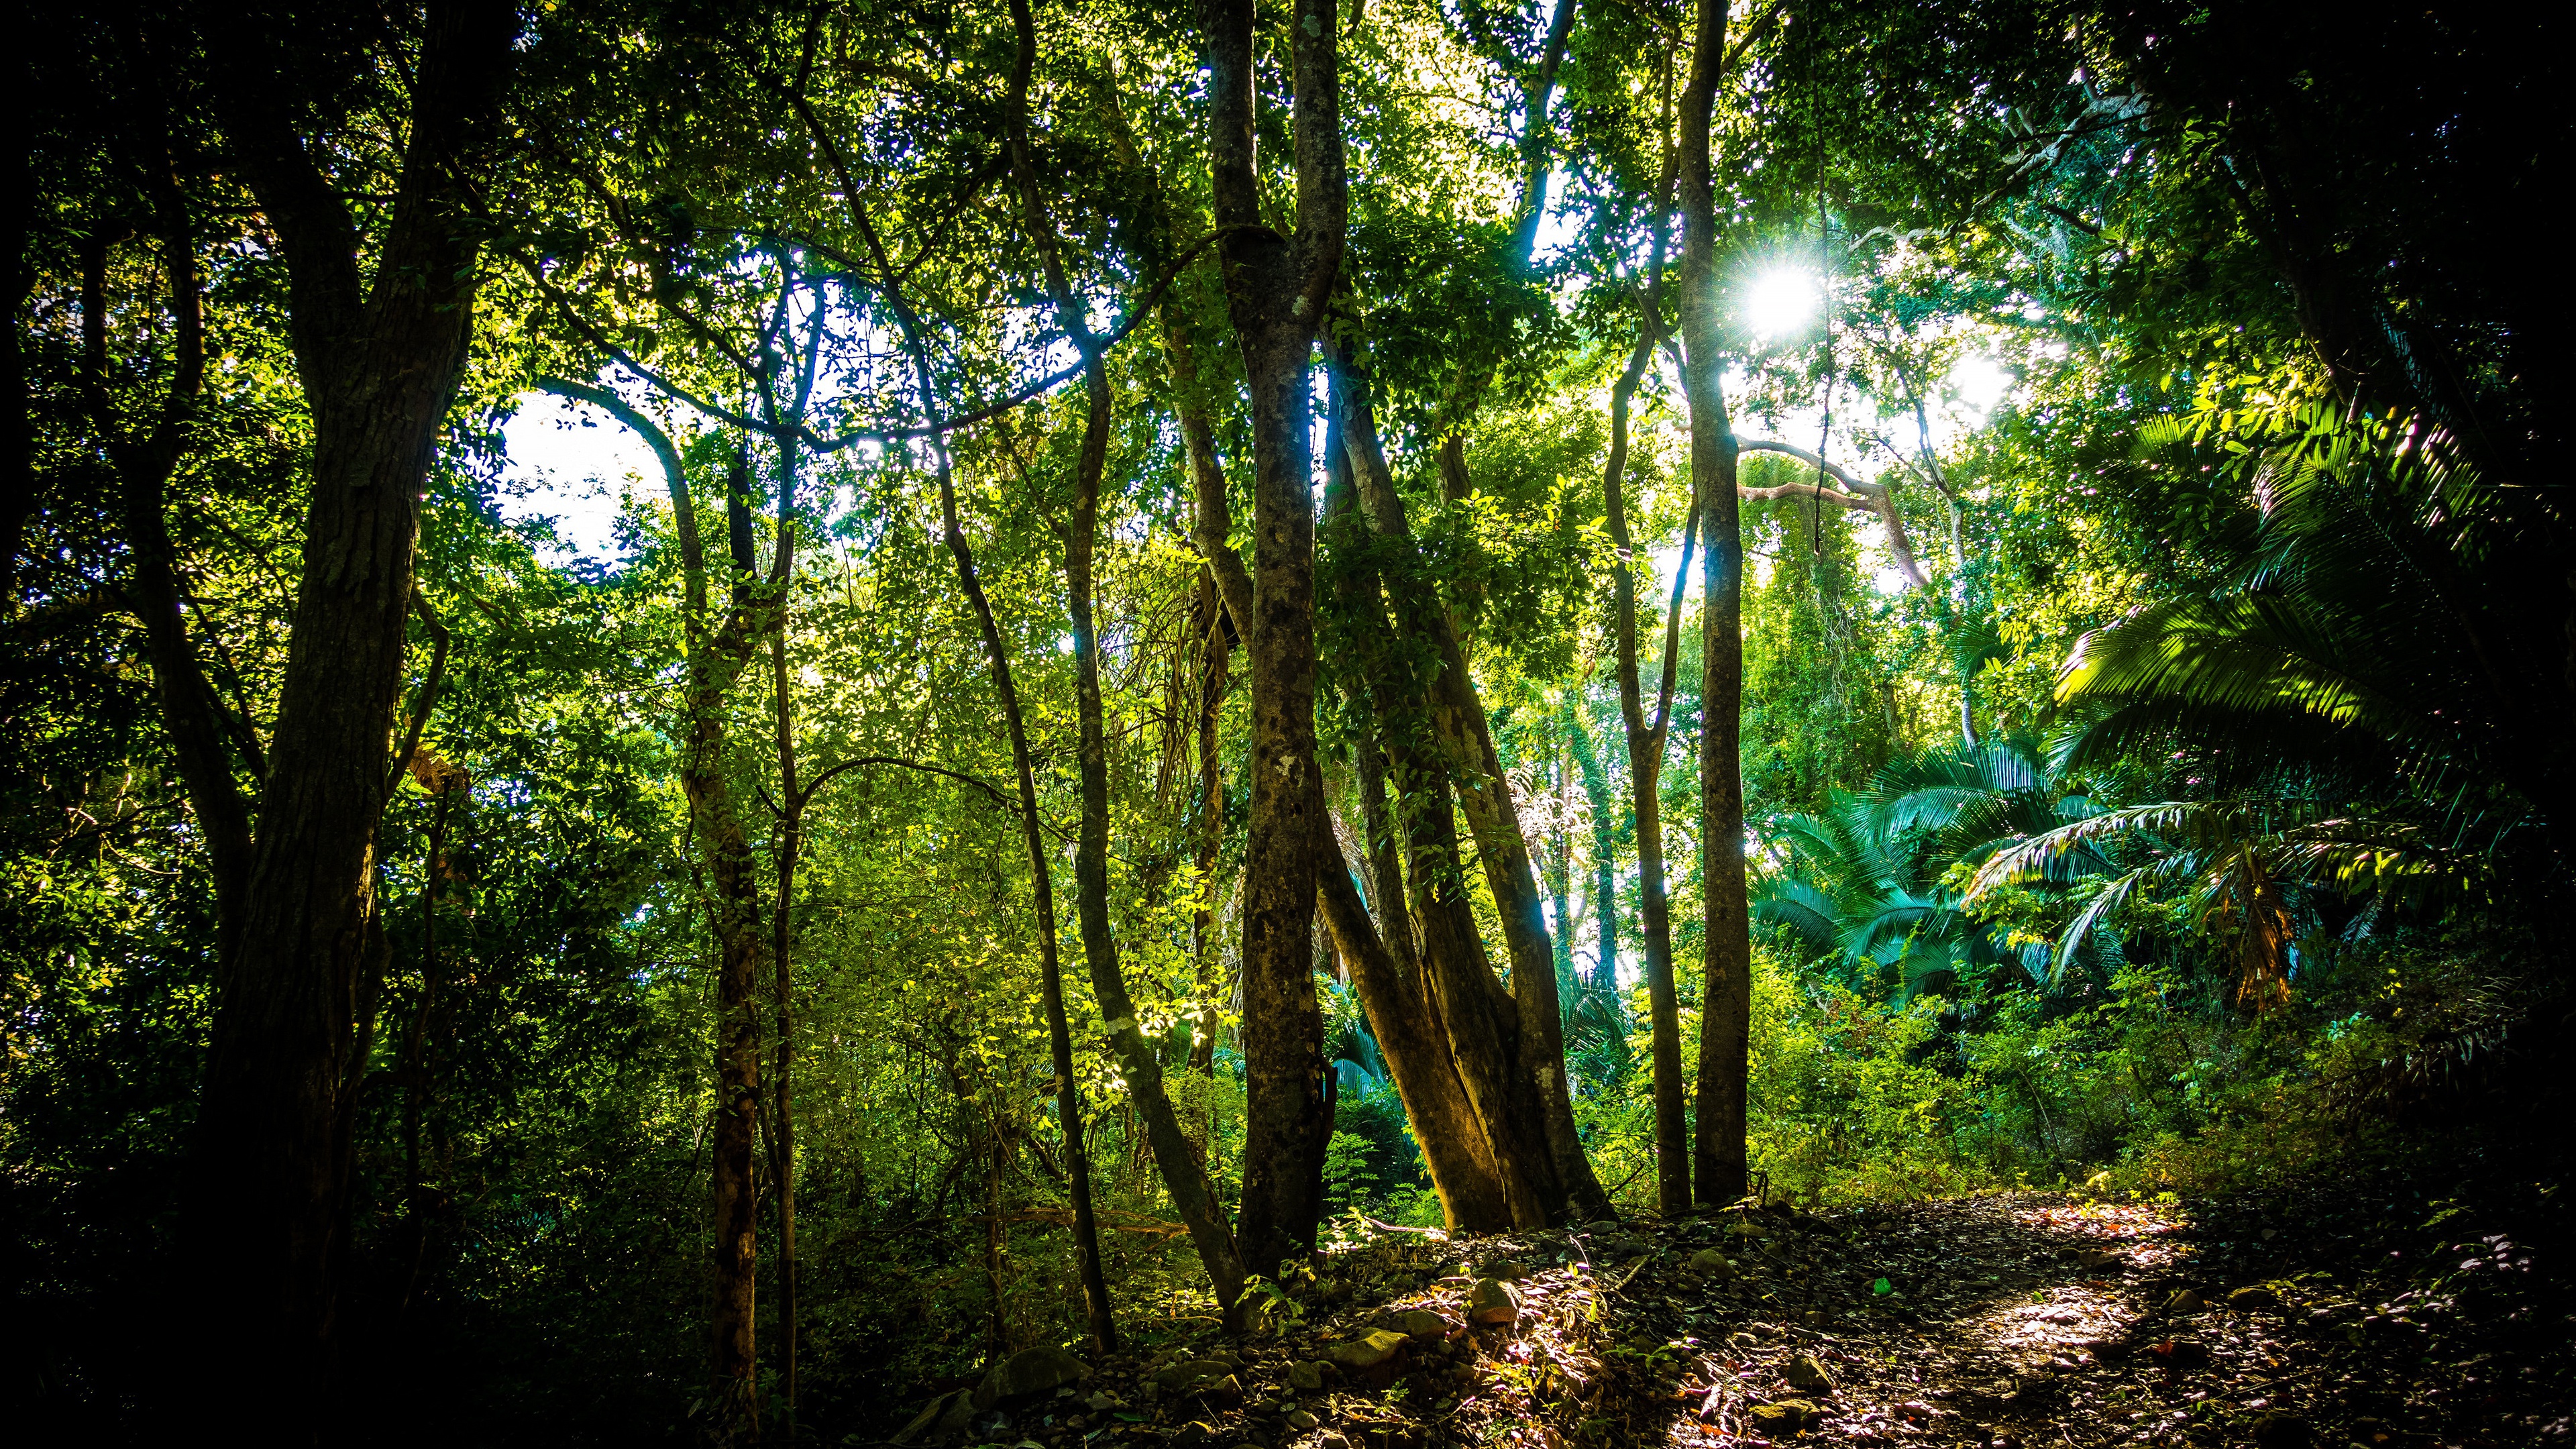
top-left (1741, 266), bottom-right (1822, 339)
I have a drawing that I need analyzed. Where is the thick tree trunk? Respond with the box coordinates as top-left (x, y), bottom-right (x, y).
top-left (182, 2), bottom-right (513, 1417)
top-left (1676, 0), bottom-right (1751, 1211)
top-left (1317, 451), bottom-right (1513, 1231)
top-left (1326, 331), bottom-right (1607, 1222)
top-left (1199, 0), bottom-right (1346, 1281)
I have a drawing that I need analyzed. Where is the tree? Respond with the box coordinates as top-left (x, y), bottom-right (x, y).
top-left (1197, 0), bottom-right (1346, 1281)
top-left (178, 0), bottom-right (517, 1415)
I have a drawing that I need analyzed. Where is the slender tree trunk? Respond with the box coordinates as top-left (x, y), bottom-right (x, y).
top-left (1563, 702), bottom-right (1621, 1003)
top-left (1003, 2), bottom-right (1118, 1350)
top-left (80, 137), bottom-right (256, 949)
top-left (1199, 0), bottom-right (1346, 1280)
top-left (768, 572), bottom-right (802, 1432)
top-left (1678, 0), bottom-right (1751, 1211)
top-left (398, 780), bottom-right (455, 1313)
top-left (1603, 317), bottom-right (1701, 1218)
top-left (700, 451), bottom-right (768, 1436)
top-left (1546, 761), bottom-right (1575, 996)
top-left (182, 4), bottom-right (513, 1419)
top-left (1191, 568), bottom-right (1229, 1082)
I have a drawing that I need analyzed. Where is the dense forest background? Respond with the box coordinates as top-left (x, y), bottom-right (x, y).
top-left (6, 0), bottom-right (2569, 1443)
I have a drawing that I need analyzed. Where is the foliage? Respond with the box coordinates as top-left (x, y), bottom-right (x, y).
top-left (8, 0), bottom-right (2567, 1440)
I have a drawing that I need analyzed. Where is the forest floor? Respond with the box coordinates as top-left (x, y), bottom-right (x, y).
top-left (896, 1148), bottom-right (2569, 1449)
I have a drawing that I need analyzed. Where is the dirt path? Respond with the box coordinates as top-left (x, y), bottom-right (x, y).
top-left (901, 1179), bottom-right (2569, 1449)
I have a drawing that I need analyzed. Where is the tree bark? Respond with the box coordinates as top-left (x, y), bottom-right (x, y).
top-left (1676, 0), bottom-right (1751, 1211)
top-left (1006, 0), bottom-right (1117, 1353)
top-left (1324, 326), bottom-right (1607, 1222)
top-left (1316, 433), bottom-right (1513, 1231)
top-left (1191, 567), bottom-right (1230, 1085)
top-left (701, 447), bottom-right (769, 1436)
top-left (540, 379), bottom-right (767, 1434)
top-left (760, 290), bottom-right (826, 1431)
top-left (1601, 312), bottom-right (1700, 1218)
top-left (1199, 0), bottom-right (1346, 1280)
top-left (182, 1), bottom-right (514, 1417)
top-left (1562, 702), bottom-right (1621, 1002)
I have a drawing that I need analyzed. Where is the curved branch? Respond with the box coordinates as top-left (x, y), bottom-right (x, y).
top-left (1733, 438), bottom-right (1930, 590)
top-left (796, 755), bottom-right (1015, 815)
top-left (533, 375), bottom-right (704, 621)
top-left (513, 225), bottom-right (1252, 453)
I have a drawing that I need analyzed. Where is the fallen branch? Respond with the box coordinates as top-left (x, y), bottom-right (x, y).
top-left (1358, 1216), bottom-right (1448, 1238)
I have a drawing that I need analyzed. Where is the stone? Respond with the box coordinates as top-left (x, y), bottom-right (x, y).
top-left (1468, 1277), bottom-right (1522, 1325)
top-left (2230, 1284), bottom-right (2280, 1311)
top-left (1477, 1258), bottom-right (1526, 1281)
top-left (1324, 1330), bottom-right (1411, 1371)
top-left (1173, 1422), bottom-right (1217, 1448)
top-left (893, 1388), bottom-right (973, 1444)
top-left (1385, 1309), bottom-right (1451, 1340)
top-left (1784, 1355), bottom-right (1835, 1393)
top-left (1287, 1360), bottom-right (1331, 1392)
top-left (1085, 1391), bottom-right (1120, 1413)
top-left (1155, 1360), bottom-right (1240, 1394)
top-left (974, 1346), bottom-right (1091, 1411)
top-left (2165, 1288), bottom-right (2205, 1313)
top-left (1286, 1411), bottom-right (1320, 1431)
top-left (1685, 1248), bottom-right (1734, 1278)
top-left (1749, 1399), bottom-right (1819, 1431)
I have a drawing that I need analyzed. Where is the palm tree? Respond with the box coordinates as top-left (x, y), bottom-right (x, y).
top-left (1958, 407), bottom-right (2556, 1004)
top-left (1752, 737), bottom-right (2121, 1000)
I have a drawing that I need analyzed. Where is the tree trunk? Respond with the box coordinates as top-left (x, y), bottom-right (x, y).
top-left (1316, 438), bottom-right (1513, 1231)
top-left (699, 450), bottom-right (769, 1436)
top-left (1006, 0), bottom-right (1118, 1352)
top-left (1676, 0), bottom-right (1751, 1211)
top-left (537, 378), bottom-right (769, 1435)
top-left (1326, 328), bottom-right (1607, 1223)
top-left (1546, 761), bottom-right (1575, 998)
top-left (1603, 318), bottom-right (1700, 1218)
top-left (182, 2), bottom-right (513, 1418)
top-left (1191, 568), bottom-right (1229, 1083)
top-left (764, 425), bottom-right (806, 1429)
top-left (80, 138), bottom-right (257, 951)
top-left (1563, 702), bottom-right (1621, 1003)
top-left (1199, 0), bottom-right (1346, 1281)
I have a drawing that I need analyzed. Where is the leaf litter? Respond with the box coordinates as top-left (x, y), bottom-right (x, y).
top-left (890, 1163), bottom-right (2567, 1449)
